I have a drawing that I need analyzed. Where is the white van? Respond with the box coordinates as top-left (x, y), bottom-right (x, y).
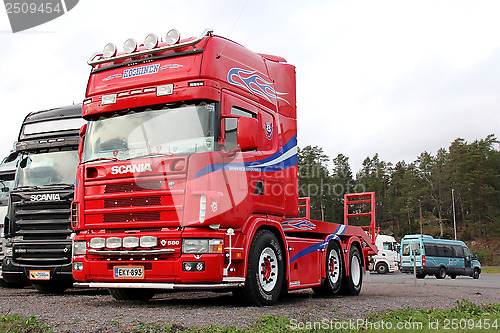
top-left (370, 235), bottom-right (400, 274)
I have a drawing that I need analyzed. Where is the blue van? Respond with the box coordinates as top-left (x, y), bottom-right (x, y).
top-left (400, 235), bottom-right (481, 279)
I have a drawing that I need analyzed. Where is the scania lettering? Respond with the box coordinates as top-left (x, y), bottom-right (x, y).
top-left (110, 163), bottom-right (152, 175)
top-left (72, 29), bottom-right (379, 305)
top-left (30, 194), bottom-right (62, 202)
top-left (2, 105), bottom-right (85, 293)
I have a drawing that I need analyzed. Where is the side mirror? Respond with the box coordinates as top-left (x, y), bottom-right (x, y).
top-left (19, 157), bottom-right (29, 169)
top-left (79, 123), bottom-right (87, 138)
top-left (78, 123), bottom-right (87, 162)
top-left (237, 117), bottom-right (259, 152)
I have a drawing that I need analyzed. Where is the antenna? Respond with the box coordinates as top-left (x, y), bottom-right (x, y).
top-left (217, 0), bottom-right (251, 59)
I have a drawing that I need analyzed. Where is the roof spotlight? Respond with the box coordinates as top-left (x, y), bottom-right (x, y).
top-left (102, 43), bottom-right (117, 58)
top-left (165, 29), bottom-right (181, 46)
top-left (123, 38), bottom-right (138, 54)
top-left (144, 33), bottom-right (159, 50)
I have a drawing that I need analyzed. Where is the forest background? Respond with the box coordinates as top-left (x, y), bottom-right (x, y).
top-left (298, 134), bottom-right (500, 265)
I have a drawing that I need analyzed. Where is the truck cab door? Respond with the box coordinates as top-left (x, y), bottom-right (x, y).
top-left (221, 91), bottom-right (284, 216)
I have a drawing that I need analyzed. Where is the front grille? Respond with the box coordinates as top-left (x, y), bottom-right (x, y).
top-left (13, 242), bottom-right (71, 265)
top-left (84, 175), bottom-right (185, 227)
top-left (104, 196), bottom-right (161, 208)
top-left (13, 201), bottom-right (72, 241)
top-left (105, 180), bottom-right (166, 193)
top-left (103, 211), bottom-right (161, 223)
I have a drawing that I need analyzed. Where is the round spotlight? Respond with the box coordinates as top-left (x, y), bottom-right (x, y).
top-left (165, 29), bottom-right (181, 46)
top-left (144, 33), bottom-right (159, 50)
top-left (103, 43), bottom-right (117, 58)
top-left (123, 38), bottom-right (138, 54)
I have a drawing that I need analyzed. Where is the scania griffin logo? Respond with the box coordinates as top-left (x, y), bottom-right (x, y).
top-left (110, 163), bottom-right (153, 175)
top-left (30, 194), bottom-right (61, 201)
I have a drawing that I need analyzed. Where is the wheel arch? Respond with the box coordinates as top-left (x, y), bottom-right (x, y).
top-left (241, 217), bottom-right (289, 283)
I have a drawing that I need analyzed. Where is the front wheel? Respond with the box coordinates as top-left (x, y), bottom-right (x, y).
top-left (236, 230), bottom-right (284, 306)
top-left (472, 268), bottom-right (480, 279)
top-left (340, 246), bottom-right (363, 296)
top-left (108, 288), bottom-right (155, 301)
top-left (312, 241), bottom-right (343, 295)
top-left (376, 262), bottom-right (389, 274)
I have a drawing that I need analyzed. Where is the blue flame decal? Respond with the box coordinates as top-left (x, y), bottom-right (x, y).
top-left (228, 68), bottom-right (289, 104)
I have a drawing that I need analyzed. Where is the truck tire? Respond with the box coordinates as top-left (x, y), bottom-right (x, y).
top-left (435, 267), bottom-right (446, 279)
top-left (312, 241), bottom-right (343, 295)
top-left (472, 268), bottom-right (480, 279)
top-left (416, 273), bottom-right (426, 279)
top-left (33, 282), bottom-right (72, 294)
top-left (340, 246), bottom-right (363, 296)
top-left (376, 262), bottom-right (389, 274)
top-left (108, 288), bottom-right (155, 301)
top-left (0, 279), bottom-right (26, 288)
top-left (236, 230), bottom-right (284, 306)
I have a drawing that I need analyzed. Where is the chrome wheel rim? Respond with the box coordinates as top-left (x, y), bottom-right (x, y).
top-left (258, 247), bottom-right (278, 292)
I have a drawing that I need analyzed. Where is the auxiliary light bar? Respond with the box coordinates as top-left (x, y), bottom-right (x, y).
top-left (89, 29), bottom-right (213, 66)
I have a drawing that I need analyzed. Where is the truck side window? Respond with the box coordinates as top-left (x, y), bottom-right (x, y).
top-left (225, 107), bottom-right (256, 150)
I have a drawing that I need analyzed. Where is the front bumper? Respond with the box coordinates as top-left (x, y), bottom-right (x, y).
top-left (2, 257), bottom-right (73, 283)
top-left (74, 278), bottom-right (244, 290)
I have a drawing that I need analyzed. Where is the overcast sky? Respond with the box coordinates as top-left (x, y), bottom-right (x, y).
top-left (0, 0), bottom-right (499, 172)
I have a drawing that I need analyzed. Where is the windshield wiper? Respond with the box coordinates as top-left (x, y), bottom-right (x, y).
top-left (44, 183), bottom-right (74, 187)
top-left (15, 185), bottom-right (40, 190)
top-left (126, 152), bottom-right (175, 161)
top-left (82, 157), bottom-right (119, 165)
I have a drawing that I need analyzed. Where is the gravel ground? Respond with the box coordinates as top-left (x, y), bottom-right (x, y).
top-left (1, 273), bottom-right (499, 332)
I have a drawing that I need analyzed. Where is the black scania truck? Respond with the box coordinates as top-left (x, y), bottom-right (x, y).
top-left (2, 104), bottom-right (84, 293)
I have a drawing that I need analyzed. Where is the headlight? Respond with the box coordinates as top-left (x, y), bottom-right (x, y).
top-left (72, 241), bottom-right (87, 256)
top-left (182, 239), bottom-right (223, 254)
top-left (106, 237), bottom-right (122, 249)
top-left (140, 236), bottom-right (157, 248)
top-left (123, 236), bottom-right (140, 248)
top-left (89, 237), bottom-right (105, 249)
top-left (182, 239), bottom-right (208, 253)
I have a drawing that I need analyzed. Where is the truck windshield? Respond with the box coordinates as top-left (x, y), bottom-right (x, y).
top-left (16, 150), bottom-right (78, 187)
top-left (82, 101), bottom-right (216, 163)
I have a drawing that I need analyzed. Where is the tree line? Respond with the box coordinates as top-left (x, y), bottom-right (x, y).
top-left (298, 134), bottom-right (500, 240)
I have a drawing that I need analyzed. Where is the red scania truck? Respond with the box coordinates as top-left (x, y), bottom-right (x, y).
top-left (72, 29), bottom-right (378, 305)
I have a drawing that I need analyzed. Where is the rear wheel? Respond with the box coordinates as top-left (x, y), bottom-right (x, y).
top-left (108, 288), bottom-right (155, 301)
top-left (376, 262), bottom-right (389, 274)
top-left (450, 274), bottom-right (457, 279)
top-left (235, 230), bottom-right (284, 306)
top-left (416, 273), bottom-right (426, 279)
top-left (312, 242), bottom-right (343, 295)
top-left (435, 267), bottom-right (446, 279)
top-left (341, 246), bottom-right (363, 296)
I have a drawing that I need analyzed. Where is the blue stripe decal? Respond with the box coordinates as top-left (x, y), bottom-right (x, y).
top-left (194, 134), bottom-right (297, 179)
top-left (289, 225), bottom-right (346, 263)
